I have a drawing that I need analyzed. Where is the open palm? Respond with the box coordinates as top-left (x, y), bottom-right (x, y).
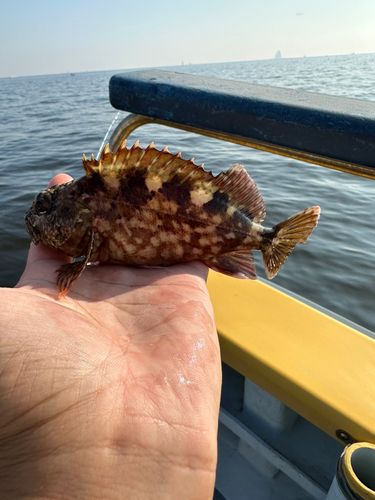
top-left (0, 176), bottom-right (221, 500)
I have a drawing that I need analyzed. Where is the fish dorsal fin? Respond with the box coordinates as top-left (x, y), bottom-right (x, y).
top-left (82, 141), bottom-right (265, 223)
top-left (211, 164), bottom-right (265, 223)
top-left (82, 140), bottom-right (202, 180)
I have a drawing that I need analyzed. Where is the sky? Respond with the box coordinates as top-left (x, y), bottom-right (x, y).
top-left (1, 0), bottom-right (375, 78)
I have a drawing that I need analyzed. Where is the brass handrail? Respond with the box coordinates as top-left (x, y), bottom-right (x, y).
top-left (108, 113), bottom-right (375, 181)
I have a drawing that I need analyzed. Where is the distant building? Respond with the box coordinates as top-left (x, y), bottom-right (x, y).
top-left (275, 50), bottom-right (282, 59)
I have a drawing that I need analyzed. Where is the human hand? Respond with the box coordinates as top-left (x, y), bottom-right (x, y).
top-left (0, 175), bottom-right (221, 500)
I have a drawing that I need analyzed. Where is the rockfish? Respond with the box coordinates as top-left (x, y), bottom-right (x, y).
top-left (25, 141), bottom-right (320, 297)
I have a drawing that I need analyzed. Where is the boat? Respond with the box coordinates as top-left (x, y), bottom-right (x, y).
top-left (106, 70), bottom-right (375, 499)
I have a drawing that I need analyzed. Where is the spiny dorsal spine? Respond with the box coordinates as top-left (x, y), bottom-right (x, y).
top-left (82, 140), bottom-right (265, 222)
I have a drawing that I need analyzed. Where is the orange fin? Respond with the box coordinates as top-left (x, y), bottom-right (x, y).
top-left (56, 232), bottom-right (95, 297)
top-left (82, 142), bottom-right (265, 222)
top-left (262, 206), bottom-right (321, 279)
top-left (205, 250), bottom-right (257, 279)
top-left (211, 164), bottom-right (266, 223)
top-left (82, 140), bottom-right (199, 180)
top-left (57, 260), bottom-right (88, 298)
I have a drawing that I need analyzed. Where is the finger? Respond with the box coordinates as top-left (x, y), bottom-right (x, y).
top-left (48, 173), bottom-right (73, 188)
top-left (26, 242), bottom-right (72, 267)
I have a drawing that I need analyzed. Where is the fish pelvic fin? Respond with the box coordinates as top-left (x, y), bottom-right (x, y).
top-left (262, 206), bottom-right (320, 279)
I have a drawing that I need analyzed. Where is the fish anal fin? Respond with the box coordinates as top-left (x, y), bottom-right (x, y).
top-left (205, 250), bottom-right (257, 279)
top-left (262, 206), bottom-right (321, 279)
top-left (56, 232), bottom-right (95, 297)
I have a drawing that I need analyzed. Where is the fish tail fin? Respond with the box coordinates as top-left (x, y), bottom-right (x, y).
top-left (262, 206), bottom-right (320, 279)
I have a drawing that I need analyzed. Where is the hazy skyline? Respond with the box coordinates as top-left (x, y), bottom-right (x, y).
top-left (1, 0), bottom-right (375, 78)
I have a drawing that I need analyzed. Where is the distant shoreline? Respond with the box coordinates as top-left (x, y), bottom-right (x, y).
top-left (1, 51), bottom-right (374, 80)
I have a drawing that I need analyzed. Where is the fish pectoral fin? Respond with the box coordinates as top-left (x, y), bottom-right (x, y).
top-left (56, 260), bottom-right (89, 298)
top-left (205, 250), bottom-right (257, 279)
top-left (56, 231), bottom-right (95, 298)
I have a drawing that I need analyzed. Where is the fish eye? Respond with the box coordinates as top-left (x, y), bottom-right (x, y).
top-left (34, 198), bottom-right (51, 215)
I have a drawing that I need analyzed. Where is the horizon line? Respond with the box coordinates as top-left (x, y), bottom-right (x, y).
top-left (1, 50), bottom-right (374, 80)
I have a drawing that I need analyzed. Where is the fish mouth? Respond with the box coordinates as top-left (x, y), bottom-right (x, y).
top-left (25, 210), bottom-right (41, 244)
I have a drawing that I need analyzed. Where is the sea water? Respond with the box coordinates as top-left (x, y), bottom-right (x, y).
top-left (1, 53), bottom-right (374, 331)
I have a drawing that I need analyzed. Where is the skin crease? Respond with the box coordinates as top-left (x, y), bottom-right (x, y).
top-left (0, 174), bottom-right (222, 500)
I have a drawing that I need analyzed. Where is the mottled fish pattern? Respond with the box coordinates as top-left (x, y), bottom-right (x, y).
top-left (25, 141), bottom-right (320, 297)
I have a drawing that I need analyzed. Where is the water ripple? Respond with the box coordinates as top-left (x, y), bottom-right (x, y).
top-left (1, 56), bottom-right (375, 331)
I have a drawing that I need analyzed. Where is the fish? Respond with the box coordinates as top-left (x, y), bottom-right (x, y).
top-left (25, 140), bottom-right (321, 297)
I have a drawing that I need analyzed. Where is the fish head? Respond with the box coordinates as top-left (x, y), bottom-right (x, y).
top-left (25, 180), bottom-right (92, 254)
